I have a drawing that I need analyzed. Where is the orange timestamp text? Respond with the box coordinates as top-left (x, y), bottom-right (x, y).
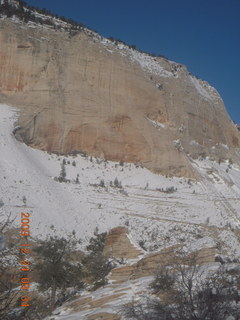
top-left (20, 212), bottom-right (31, 307)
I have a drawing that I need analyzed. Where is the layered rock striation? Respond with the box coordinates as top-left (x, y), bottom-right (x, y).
top-left (0, 14), bottom-right (239, 177)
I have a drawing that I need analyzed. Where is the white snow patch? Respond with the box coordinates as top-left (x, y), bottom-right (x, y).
top-left (189, 76), bottom-right (213, 102)
top-left (190, 140), bottom-right (200, 146)
top-left (129, 50), bottom-right (173, 77)
top-left (147, 117), bottom-right (165, 129)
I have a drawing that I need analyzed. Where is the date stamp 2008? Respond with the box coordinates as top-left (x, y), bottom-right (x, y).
top-left (20, 212), bottom-right (31, 307)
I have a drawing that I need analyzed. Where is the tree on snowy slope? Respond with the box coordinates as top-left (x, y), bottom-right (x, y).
top-left (122, 252), bottom-right (240, 320)
top-left (34, 233), bottom-right (84, 312)
top-left (0, 213), bottom-right (20, 320)
top-left (82, 230), bottom-right (115, 290)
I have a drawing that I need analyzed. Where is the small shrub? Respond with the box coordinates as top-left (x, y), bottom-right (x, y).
top-left (114, 177), bottom-right (122, 188)
top-left (199, 152), bottom-right (207, 160)
top-left (119, 160), bottom-right (124, 166)
top-left (215, 255), bottom-right (225, 264)
top-left (138, 240), bottom-right (147, 250)
top-left (149, 266), bottom-right (175, 293)
top-left (216, 241), bottom-right (222, 251)
top-left (99, 179), bottom-right (105, 188)
top-left (120, 189), bottom-right (128, 196)
top-left (130, 44), bottom-right (136, 50)
top-left (0, 200), bottom-right (4, 208)
top-left (157, 84), bottom-right (163, 90)
top-left (125, 220), bottom-right (129, 226)
top-left (156, 186), bottom-right (177, 193)
top-left (57, 162), bottom-right (67, 182)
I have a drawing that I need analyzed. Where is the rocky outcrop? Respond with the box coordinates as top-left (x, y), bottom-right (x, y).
top-left (103, 227), bottom-right (142, 259)
top-left (62, 245), bottom-right (218, 319)
top-left (109, 245), bottom-right (217, 284)
top-left (0, 17), bottom-right (239, 177)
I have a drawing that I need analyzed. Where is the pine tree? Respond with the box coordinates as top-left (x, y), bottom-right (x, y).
top-left (58, 162), bottom-right (66, 182)
top-left (83, 231), bottom-right (115, 290)
top-left (34, 234), bottom-right (83, 311)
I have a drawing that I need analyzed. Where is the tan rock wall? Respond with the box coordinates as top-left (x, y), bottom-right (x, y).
top-left (0, 19), bottom-right (239, 177)
top-left (109, 246), bottom-right (218, 284)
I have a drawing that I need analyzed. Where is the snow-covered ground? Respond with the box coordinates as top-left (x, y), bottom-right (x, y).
top-left (0, 104), bottom-right (240, 257)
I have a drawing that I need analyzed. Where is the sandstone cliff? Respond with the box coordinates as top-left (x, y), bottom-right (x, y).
top-left (0, 15), bottom-right (239, 177)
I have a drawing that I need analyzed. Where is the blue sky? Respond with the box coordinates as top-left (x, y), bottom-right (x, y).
top-left (26, 0), bottom-right (240, 123)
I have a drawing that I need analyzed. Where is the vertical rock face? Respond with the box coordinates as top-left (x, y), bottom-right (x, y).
top-left (0, 17), bottom-right (239, 177)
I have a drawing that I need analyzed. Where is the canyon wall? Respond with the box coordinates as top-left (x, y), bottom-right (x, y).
top-left (0, 18), bottom-right (239, 177)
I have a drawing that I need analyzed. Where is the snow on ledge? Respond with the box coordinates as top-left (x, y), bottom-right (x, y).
top-left (189, 76), bottom-right (213, 102)
top-left (147, 117), bottom-right (165, 129)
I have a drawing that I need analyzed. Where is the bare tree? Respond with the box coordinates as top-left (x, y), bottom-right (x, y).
top-left (0, 212), bottom-right (15, 233)
top-left (0, 213), bottom-right (19, 320)
top-left (122, 251), bottom-right (240, 320)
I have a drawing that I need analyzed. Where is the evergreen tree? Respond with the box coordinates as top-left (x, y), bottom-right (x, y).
top-left (83, 231), bottom-right (115, 290)
top-left (34, 234), bottom-right (83, 311)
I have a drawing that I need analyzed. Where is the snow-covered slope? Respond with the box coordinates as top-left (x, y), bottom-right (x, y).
top-left (1, 104), bottom-right (240, 256)
top-left (1, 104), bottom-right (240, 319)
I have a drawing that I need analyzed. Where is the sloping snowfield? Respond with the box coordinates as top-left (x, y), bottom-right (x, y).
top-left (0, 104), bottom-right (240, 256)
